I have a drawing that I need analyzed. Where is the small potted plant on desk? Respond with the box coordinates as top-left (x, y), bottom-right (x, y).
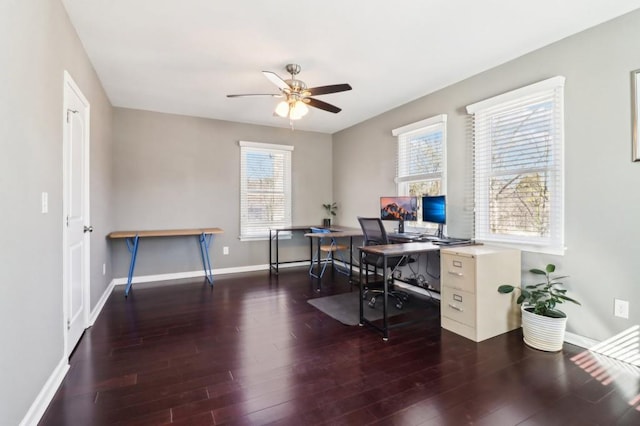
top-left (322, 202), bottom-right (337, 227)
top-left (498, 264), bottom-right (581, 352)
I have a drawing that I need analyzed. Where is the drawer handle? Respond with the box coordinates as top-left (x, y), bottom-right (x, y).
top-left (448, 304), bottom-right (463, 312)
top-left (448, 271), bottom-right (463, 277)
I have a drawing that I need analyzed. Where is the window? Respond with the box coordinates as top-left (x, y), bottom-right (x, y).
top-left (239, 141), bottom-right (293, 240)
top-left (392, 114), bottom-right (447, 230)
top-left (467, 76), bottom-right (565, 254)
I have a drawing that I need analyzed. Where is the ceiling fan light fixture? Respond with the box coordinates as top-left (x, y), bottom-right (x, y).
top-left (275, 99), bottom-right (309, 120)
top-left (275, 100), bottom-right (290, 118)
top-left (289, 100), bottom-right (308, 120)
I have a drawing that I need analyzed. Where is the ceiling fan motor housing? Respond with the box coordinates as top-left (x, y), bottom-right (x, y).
top-left (285, 63), bottom-right (301, 76)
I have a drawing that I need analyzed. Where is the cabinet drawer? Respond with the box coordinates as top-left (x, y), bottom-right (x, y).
top-left (441, 288), bottom-right (476, 328)
top-left (441, 253), bottom-right (476, 293)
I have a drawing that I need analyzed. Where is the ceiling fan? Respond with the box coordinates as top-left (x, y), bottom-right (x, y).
top-left (227, 64), bottom-right (352, 120)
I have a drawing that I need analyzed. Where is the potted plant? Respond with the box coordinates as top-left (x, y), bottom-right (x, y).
top-left (322, 202), bottom-right (337, 227)
top-left (498, 264), bottom-right (580, 352)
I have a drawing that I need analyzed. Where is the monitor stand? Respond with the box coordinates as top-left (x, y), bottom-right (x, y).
top-left (436, 223), bottom-right (444, 238)
top-left (398, 219), bottom-right (404, 233)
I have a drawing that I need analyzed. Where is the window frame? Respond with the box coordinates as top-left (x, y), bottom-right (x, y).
top-left (239, 141), bottom-right (293, 241)
top-left (392, 114), bottom-right (447, 231)
top-left (466, 76), bottom-right (565, 255)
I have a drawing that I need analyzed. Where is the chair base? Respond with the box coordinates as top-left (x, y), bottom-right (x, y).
top-left (363, 287), bottom-right (409, 310)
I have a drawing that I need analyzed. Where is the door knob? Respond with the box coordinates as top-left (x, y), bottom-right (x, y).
top-left (84, 225), bottom-right (94, 233)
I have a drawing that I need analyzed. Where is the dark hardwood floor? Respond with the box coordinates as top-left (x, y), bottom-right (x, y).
top-left (40, 268), bottom-right (640, 425)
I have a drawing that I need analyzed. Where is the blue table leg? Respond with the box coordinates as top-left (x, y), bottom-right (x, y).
top-left (124, 235), bottom-right (140, 297)
top-left (199, 233), bottom-right (214, 285)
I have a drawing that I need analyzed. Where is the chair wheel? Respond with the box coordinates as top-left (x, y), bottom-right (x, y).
top-left (395, 301), bottom-right (403, 310)
top-left (368, 297), bottom-right (376, 308)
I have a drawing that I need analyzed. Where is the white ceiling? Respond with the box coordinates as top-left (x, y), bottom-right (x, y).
top-left (62, 0), bottom-right (640, 134)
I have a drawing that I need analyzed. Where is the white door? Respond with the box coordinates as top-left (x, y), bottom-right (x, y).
top-left (63, 71), bottom-right (91, 357)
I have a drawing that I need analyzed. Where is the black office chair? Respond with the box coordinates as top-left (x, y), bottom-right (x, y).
top-left (357, 217), bottom-right (410, 309)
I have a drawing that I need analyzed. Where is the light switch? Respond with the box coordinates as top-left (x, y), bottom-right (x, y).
top-left (41, 192), bottom-right (48, 213)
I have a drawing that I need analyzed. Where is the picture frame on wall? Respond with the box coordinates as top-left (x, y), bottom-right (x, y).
top-left (633, 69), bottom-right (640, 162)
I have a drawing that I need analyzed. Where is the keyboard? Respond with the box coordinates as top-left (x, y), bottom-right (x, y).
top-left (431, 237), bottom-right (472, 246)
top-left (389, 233), bottom-right (472, 245)
top-left (388, 232), bottom-right (422, 240)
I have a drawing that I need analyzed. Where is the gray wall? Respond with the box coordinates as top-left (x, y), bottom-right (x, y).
top-left (111, 108), bottom-right (333, 278)
top-left (333, 10), bottom-right (640, 341)
top-left (5, 2), bottom-right (640, 423)
top-left (0, 0), bottom-right (113, 424)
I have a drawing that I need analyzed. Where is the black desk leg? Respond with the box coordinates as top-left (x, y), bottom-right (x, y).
top-left (349, 236), bottom-right (353, 282)
top-left (359, 250), bottom-right (364, 325)
top-left (269, 229), bottom-right (273, 275)
top-left (275, 230), bottom-right (279, 275)
top-left (315, 238), bottom-right (322, 291)
top-left (383, 255), bottom-right (389, 341)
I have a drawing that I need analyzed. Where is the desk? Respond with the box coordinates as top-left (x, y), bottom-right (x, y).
top-left (358, 241), bottom-right (442, 340)
top-left (304, 227), bottom-right (362, 284)
top-left (108, 228), bottom-right (224, 297)
top-left (269, 226), bottom-right (316, 275)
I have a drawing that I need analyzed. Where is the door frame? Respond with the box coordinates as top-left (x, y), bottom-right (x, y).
top-left (62, 70), bottom-right (91, 358)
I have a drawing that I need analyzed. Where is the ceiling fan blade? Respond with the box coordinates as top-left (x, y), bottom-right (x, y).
top-left (262, 71), bottom-right (290, 91)
top-left (305, 84), bottom-right (352, 96)
top-left (304, 97), bottom-right (342, 114)
top-left (227, 94), bottom-right (283, 98)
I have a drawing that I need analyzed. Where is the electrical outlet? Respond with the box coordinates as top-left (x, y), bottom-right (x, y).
top-left (102, 263), bottom-right (106, 275)
top-left (223, 246), bottom-right (229, 255)
top-left (614, 299), bottom-right (629, 319)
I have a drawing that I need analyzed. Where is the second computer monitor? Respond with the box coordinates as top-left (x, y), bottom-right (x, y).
top-left (422, 195), bottom-right (446, 224)
top-left (422, 195), bottom-right (446, 233)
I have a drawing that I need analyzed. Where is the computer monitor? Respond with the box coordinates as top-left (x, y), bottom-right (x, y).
top-left (380, 196), bottom-right (418, 233)
top-left (422, 195), bottom-right (446, 237)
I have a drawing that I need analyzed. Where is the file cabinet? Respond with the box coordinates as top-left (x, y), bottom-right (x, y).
top-left (440, 245), bottom-right (521, 342)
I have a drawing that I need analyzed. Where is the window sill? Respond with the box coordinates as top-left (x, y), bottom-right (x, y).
top-left (476, 239), bottom-right (566, 256)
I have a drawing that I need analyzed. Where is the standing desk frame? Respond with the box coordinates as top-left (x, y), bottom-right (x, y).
top-left (108, 228), bottom-right (224, 297)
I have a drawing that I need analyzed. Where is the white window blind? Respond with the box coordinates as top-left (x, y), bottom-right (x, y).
top-left (239, 141), bottom-right (293, 241)
top-left (392, 115), bottom-right (447, 229)
top-left (467, 76), bottom-right (565, 254)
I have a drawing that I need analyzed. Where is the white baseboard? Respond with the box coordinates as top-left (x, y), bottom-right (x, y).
top-left (89, 279), bottom-right (115, 326)
top-left (564, 331), bottom-right (598, 349)
top-left (22, 280), bottom-right (114, 426)
top-left (112, 261), bottom-right (310, 286)
top-left (20, 357), bottom-right (69, 426)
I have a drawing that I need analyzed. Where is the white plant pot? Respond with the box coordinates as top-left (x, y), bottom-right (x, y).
top-left (521, 305), bottom-right (567, 352)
